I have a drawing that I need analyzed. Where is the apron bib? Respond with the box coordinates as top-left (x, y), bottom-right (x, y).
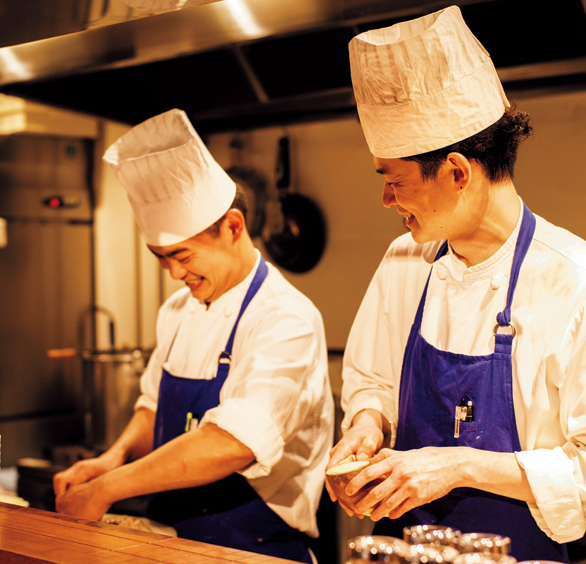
top-left (147, 257), bottom-right (312, 563)
top-left (373, 204), bottom-right (568, 562)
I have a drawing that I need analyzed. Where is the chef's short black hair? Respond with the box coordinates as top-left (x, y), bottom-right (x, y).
top-left (203, 183), bottom-right (248, 238)
top-left (403, 104), bottom-right (533, 183)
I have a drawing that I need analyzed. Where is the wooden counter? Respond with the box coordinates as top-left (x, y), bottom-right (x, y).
top-left (0, 501), bottom-right (300, 564)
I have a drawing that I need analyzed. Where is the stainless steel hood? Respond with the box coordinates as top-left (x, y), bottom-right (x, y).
top-left (1, 0), bottom-right (586, 133)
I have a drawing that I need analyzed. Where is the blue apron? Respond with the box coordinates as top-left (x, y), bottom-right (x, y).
top-left (147, 257), bottom-right (312, 563)
top-left (373, 204), bottom-right (568, 562)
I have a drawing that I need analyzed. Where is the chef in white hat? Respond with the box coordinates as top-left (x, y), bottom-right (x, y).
top-left (53, 109), bottom-right (334, 563)
top-left (327, 6), bottom-right (586, 561)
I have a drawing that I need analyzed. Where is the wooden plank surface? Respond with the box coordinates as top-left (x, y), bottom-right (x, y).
top-left (0, 502), bottom-right (170, 543)
top-left (0, 501), bottom-right (300, 564)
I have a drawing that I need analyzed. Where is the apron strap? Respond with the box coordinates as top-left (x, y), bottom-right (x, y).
top-left (164, 256), bottom-right (269, 365)
top-left (215, 255), bottom-right (268, 386)
top-left (496, 203), bottom-right (536, 328)
top-left (414, 204), bottom-right (536, 335)
top-left (163, 255), bottom-right (269, 416)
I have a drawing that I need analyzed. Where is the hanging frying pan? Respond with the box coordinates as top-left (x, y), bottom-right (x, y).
top-left (263, 137), bottom-right (327, 274)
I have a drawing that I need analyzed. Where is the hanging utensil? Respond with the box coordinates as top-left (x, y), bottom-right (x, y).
top-left (263, 136), bottom-right (326, 274)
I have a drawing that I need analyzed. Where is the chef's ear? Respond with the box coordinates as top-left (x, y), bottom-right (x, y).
top-left (224, 208), bottom-right (246, 240)
top-left (446, 152), bottom-right (472, 191)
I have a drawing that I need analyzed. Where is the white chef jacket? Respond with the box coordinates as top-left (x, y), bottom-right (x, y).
top-left (136, 250), bottom-right (334, 538)
top-left (341, 200), bottom-right (586, 543)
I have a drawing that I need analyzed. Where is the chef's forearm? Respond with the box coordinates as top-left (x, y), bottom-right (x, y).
top-left (97, 422), bottom-right (255, 505)
top-left (455, 447), bottom-right (536, 503)
top-left (105, 407), bottom-right (156, 465)
top-left (351, 408), bottom-right (392, 438)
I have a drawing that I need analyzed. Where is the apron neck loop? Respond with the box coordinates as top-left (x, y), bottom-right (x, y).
top-left (417, 203), bottom-right (535, 333)
top-left (214, 255), bottom-right (268, 385)
top-left (221, 255), bottom-right (268, 361)
top-left (496, 203), bottom-right (536, 328)
top-left (165, 255), bottom-right (269, 365)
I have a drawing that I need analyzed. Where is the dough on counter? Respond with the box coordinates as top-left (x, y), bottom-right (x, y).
top-left (101, 513), bottom-right (178, 536)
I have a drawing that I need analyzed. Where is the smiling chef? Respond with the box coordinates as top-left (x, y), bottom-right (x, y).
top-left (53, 108), bottom-right (334, 563)
top-left (327, 5), bottom-right (586, 561)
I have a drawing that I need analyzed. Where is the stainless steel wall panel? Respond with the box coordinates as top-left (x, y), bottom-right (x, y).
top-left (0, 135), bottom-right (92, 468)
top-left (0, 221), bottom-right (91, 414)
top-left (0, 137), bottom-right (92, 221)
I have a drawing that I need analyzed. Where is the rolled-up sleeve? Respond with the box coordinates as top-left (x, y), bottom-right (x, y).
top-left (202, 398), bottom-right (284, 477)
top-left (516, 302), bottom-right (586, 542)
top-left (516, 447), bottom-right (586, 543)
top-left (200, 303), bottom-right (328, 478)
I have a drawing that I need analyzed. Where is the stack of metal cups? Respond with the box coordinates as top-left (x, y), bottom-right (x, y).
top-left (346, 535), bottom-right (411, 564)
top-left (403, 524), bottom-right (461, 547)
top-left (453, 532), bottom-right (515, 564)
top-left (403, 525), bottom-right (461, 563)
top-left (347, 526), bottom-right (567, 564)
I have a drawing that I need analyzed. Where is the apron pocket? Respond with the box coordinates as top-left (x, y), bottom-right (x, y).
top-left (457, 422), bottom-right (479, 447)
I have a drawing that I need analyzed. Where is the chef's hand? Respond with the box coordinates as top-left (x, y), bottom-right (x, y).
top-left (325, 409), bottom-right (387, 517)
top-left (327, 409), bottom-right (387, 470)
top-left (348, 446), bottom-right (461, 520)
top-left (53, 450), bottom-right (125, 496)
top-left (55, 476), bottom-right (112, 521)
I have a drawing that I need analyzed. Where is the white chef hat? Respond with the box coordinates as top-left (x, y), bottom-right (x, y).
top-left (349, 5), bottom-right (509, 159)
top-left (103, 108), bottom-right (236, 246)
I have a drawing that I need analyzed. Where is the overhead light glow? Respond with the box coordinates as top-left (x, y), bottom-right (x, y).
top-left (0, 48), bottom-right (33, 82)
top-left (224, 0), bottom-right (265, 37)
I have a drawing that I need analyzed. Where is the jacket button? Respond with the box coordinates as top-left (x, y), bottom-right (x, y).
top-left (491, 272), bottom-right (505, 290)
top-left (436, 265), bottom-right (448, 280)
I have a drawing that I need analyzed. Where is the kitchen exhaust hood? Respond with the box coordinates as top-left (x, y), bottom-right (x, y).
top-left (1, 0), bottom-right (586, 133)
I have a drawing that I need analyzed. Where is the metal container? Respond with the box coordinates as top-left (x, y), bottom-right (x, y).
top-left (455, 534), bottom-right (512, 555)
top-left (408, 545), bottom-right (461, 564)
top-left (454, 555), bottom-right (516, 564)
top-left (404, 525), bottom-right (462, 548)
top-left (81, 349), bottom-right (152, 450)
top-left (347, 536), bottom-right (411, 564)
top-left (516, 561), bottom-right (565, 564)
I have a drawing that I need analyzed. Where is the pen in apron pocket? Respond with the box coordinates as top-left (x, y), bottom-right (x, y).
top-left (454, 399), bottom-right (473, 438)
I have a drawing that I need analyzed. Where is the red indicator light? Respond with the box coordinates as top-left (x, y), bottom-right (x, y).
top-left (42, 195), bottom-right (80, 209)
